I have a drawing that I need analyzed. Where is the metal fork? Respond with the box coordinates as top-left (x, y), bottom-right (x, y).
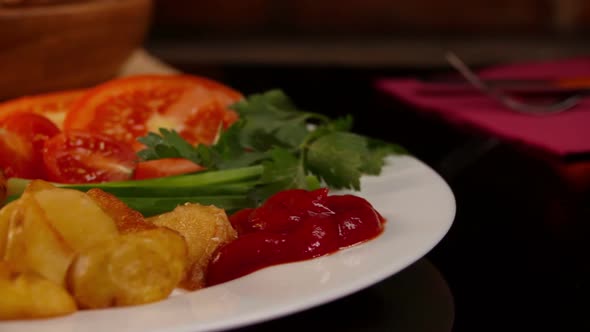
top-left (444, 52), bottom-right (582, 115)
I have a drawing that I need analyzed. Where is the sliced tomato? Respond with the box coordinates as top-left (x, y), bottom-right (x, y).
top-left (0, 89), bottom-right (85, 129)
top-left (42, 130), bottom-right (137, 184)
top-left (0, 128), bottom-right (37, 179)
top-left (63, 75), bottom-right (243, 150)
top-left (133, 158), bottom-right (205, 180)
top-left (0, 112), bottom-right (60, 179)
top-left (0, 112), bottom-right (60, 155)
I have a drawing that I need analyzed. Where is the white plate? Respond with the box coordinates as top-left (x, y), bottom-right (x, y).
top-left (1, 155), bottom-right (456, 332)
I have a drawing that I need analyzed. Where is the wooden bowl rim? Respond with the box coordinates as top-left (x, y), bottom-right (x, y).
top-left (0, 0), bottom-right (151, 17)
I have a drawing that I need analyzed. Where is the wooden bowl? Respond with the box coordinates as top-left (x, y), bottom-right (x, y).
top-left (0, 0), bottom-right (153, 101)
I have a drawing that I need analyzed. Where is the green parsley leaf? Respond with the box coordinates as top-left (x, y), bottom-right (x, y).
top-left (137, 129), bottom-right (202, 163)
top-left (230, 90), bottom-right (328, 150)
top-left (306, 132), bottom-right (370, 190)
top-left (249, 148), bottom-right (319, 204)
top-left (361, 138), bottom-right (408, 175)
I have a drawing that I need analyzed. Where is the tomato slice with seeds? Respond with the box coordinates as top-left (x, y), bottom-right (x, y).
top-left (42, 130), bottom-right (137, 184)
top-left (0, 112), bottom-right (60, 179)
top-left (1, 112), bottom-right (60, 156)
top-left (0, 128), bottom-right (37, 179)
top-left (63, 75), bottom-right (242, 150)
top-left (0, 89), bottom-right (85, 129)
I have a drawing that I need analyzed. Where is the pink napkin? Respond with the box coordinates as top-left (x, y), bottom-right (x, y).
top-left (375, 57), bottom-right (590, 156)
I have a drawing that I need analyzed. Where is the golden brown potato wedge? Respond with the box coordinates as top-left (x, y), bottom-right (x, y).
top-left (0, 260), bottom-right (19, 278)
top-left (33, 187), bottom-right (119, 252)
top-left (86, 188), bottom-right (156, 233)
top-left (0, 201), bottom-right (18, 259)
top-left (23, 179), bottom-right (57, 194)
top-left (1, 180), bottom-right (55, 259)
top-left (67, 227), bottom-right (188, 309)
top-left (0, 263), bottom-right (77, 320)
top-left (4, 194), bottom-right (74, 286)
top-left (148, 203), bottom-right (237, 290)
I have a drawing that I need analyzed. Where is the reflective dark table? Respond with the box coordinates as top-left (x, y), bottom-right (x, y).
top-left (145, 59), bottom-right (590, 332)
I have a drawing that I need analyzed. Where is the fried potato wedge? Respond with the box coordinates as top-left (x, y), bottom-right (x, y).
top-left (1, 180), bottom-right (56, 261)
top-left (0, 263), bottom-right (77, 320)
top-left (67, 227), bottom-right (188, 309)
top-left (0, 201), bottom-right (18, 258)
top-left (148, 203), bottom-right (237, 290)
top-left (23, 179), bottom-right (56, 194)
top-left (86, 188), bottom-right (155, 233)
top-left (0, 260), bottom-right (19, 278)
top-left (33, 187), bottom-right (118, 252)
top-left (4, 194), bottom-right (74, 286)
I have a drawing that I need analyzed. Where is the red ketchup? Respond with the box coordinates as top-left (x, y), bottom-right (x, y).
top-left (206, 188), bottom-right (386, 286)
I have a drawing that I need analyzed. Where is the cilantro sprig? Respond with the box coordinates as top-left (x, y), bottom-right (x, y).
top-left (6, 90), bottom-right (406, 216)
top-left (138, 90), bottom-right (405, 197)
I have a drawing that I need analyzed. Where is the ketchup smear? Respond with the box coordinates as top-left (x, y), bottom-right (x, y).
top-left (206, 188), bottom-right (386, 286)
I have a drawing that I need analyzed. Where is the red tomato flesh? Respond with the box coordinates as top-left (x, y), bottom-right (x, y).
top-left (0, 112), bottom-right (60, 179)
top-left (0, 128), bottom-right (37, 179)
top-left (63, 75), bottom-right (242, 150)
top-left (42, 130), bottom-right (137, 184)
top-left (1, 112), bottom-right (60, 156)
top-left (207, 189), bottom-right (385, 286)
top-left (0, 89), bottom-right (85, 129)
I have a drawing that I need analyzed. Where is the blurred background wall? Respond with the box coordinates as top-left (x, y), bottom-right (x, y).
top-left (151, 0), bottom-right (589, 35)
top-left (146, 0), bottom-right (590, 68)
